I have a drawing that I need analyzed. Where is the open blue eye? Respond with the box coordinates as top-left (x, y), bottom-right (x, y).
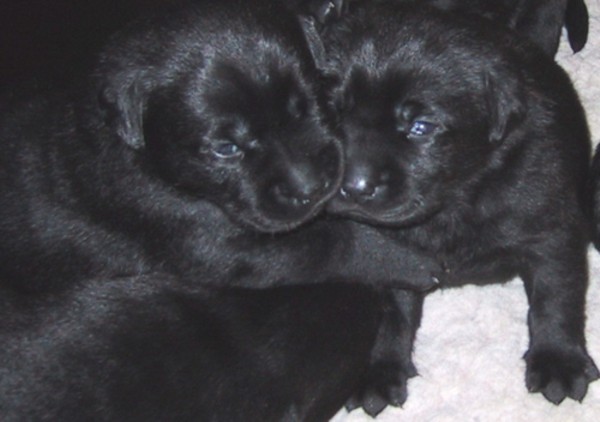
top-left (409, 121), bottom-right (437, 137)
top-left (212, 142), bottom-right (242, 158)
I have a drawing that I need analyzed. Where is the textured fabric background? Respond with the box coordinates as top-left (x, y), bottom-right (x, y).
top-left (335, 1), bottom-right (600, 420)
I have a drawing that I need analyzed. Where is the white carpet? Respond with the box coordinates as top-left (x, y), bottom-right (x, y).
top-left (334, 1), bottom-right (600, 420)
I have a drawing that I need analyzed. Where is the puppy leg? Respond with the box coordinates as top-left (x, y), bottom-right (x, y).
top-left (346, 290), bottom-right (424, 416)
top-left (521, 241), bottom-right (599, 403)
top-left (339, 222), bottom-right (443, 291)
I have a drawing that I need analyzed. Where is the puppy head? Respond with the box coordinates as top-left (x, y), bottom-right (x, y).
top-left (324, 5), bottom-right (526, 226)
top-left (92, 1), bottom-right (343, 233)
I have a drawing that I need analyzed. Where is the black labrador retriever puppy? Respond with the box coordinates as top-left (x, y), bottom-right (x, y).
top-left (0, 275), bottom-right (391, 421)
top-left (313, 1), bottom-right (597, 415)
top-left (0, 0), bottom-right (441, 294)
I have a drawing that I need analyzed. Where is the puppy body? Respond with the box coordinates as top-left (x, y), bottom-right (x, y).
top-left (319, 2), bottom-right (597, 412)
top-left (0, 275), bottom-right (388, 421)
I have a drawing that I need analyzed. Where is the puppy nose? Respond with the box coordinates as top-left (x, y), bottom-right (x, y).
top-left (273, 182), bottom-right (325, 206)
top-left (273, 169), bottom-right (329, 207)
top-left (340, 164), bottom-right (393, 204)
top-left (340, 176), bottom-right (377, 201)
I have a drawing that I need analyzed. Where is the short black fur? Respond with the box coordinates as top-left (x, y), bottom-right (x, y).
top-left (0, 275), bottom-right (389, 421)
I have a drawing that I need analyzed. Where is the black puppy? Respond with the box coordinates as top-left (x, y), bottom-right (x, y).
top-left (316, 1), bottom-right (598, 414)
top-left (0, 0), bottom-right (441, 294)
top-left (0, 275), bottom-right (391, 421)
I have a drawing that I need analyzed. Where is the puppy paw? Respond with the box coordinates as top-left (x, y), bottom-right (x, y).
top-left (525, 346), bottom-right (599, 404)
top-left (346, 360), bottom-right (417, 417)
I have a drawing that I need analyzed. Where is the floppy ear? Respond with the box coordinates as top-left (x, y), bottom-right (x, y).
top-left (299, 15), bottom-right (328, 69)
top-left (96, 47), bottom-right (206, 150)
top-left (310, 0), bottom-right (346, 24)
top-left (565, 0), bottom-right (589, 54)
top-left (484, 71), bottom-right (525, 143)
top-left (99, 73), bottom-right (148, 150)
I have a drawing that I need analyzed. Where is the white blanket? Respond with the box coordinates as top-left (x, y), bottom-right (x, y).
top-left (335, 1), bottom-right (600, 420)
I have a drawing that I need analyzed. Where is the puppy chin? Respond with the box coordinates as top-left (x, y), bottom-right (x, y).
top-left (233, 202), bottom-right (327, 233)
top-left (327, 195), bottom-right (438, 228)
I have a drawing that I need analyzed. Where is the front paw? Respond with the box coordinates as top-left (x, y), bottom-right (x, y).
top-left (524, 346), bottom-right (599, 404)
top-left (346, 360), bottom-right (417, 417)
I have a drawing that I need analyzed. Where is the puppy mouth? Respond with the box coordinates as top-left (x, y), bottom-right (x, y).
top-left (244, 181), bottom-right (341, 233)
top-left (327, 195), bottom-right (434, 227)
top-left (251, 157), bottom-right (345, 233)
top-left (247, 201), bottom-right (327, 233)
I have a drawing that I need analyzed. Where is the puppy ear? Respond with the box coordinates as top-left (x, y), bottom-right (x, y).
top-left (565, 0), bottom-right (589, 54)
top-left (484, 71), bottom-right (525, 143)
top-left (99, 74), bottom-right (147, 150)
top-left (311, 0), bottom-right (346, 24)
top-left (299, 15), bottom-right (328, 69)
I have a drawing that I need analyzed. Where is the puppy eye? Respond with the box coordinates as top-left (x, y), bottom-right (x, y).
top-left (409, 121), bottom-right (437, 137)
top-left (212, 142), bottom-right (243, 158)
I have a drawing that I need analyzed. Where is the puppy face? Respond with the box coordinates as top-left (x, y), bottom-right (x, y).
top-left (323, 6), bottom-right (524, 226)
top-left (94, 2), bottom-right (343, 233)
top-left (143, 61), bottom-right (342, 233)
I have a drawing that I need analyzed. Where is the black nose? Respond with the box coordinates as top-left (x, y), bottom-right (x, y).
top-left (340, 175), bottom-right (376, 200)
top-left (339, 165), bottom-right (388, 203)
top-left (273, 184), bottom-right (313, 206)
top-left (273, 168), bottom-right (330, 207)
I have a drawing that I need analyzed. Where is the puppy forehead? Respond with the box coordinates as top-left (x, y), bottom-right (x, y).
top-left (193, 57), bottom-right (311, 117)
top-left (183, 54), bottom-right (324, 149)
top-left (328, 4), bottom-right (514, 84)
top-left (174, 32), bottom-right (316, 123)
top-left (98, 0), bottom-right (315, 94)
top-left (337, 42), bottom-right (500, 120)
top-left (341, 62), bottom-right (463, 111)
